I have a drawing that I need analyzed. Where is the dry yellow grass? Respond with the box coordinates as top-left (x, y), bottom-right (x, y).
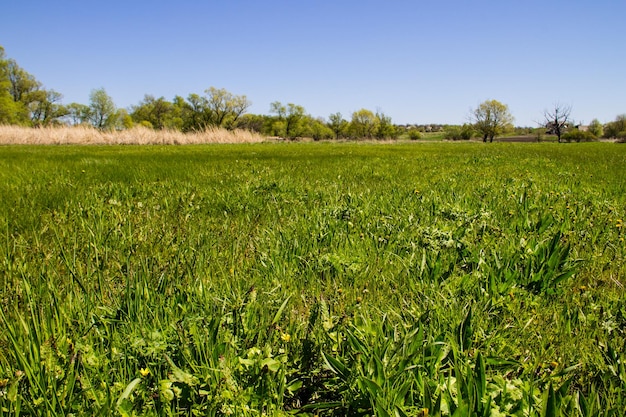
top-left (0, 125), bottom-right (266, 145)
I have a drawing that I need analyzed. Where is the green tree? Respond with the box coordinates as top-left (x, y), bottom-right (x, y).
top-left (182, 93), bottom-right (209, 131)
top-left (7, 59), bottom-right (40, 104)
top-left (349, 109), bottom-right (379, 139)
top-left (0, 46), bottom-right (68, 126)
top-left (306, 117), bottom-right (334, 140)
top-left (204, 87), bottom-right (251, 129)
top-left (588, 118), bottom-right (603, 138)
top-left (29, 89), bottom-right (67, 126)
top-left (88, 88), bottom-right (117, 130)
top-left (0, 49), bottom-right (25, 124)
top-left (233, 113), bottom-right (266, 133)
top-left (328, 112), bottom-right (348, 139)
top-left (270, 101), bottom-right (306, 139)
top-left (603, 114), bottom-right (626, 138)
top-left (65, 102), bottom-right (91, 125)
top-left (130, 95), bottom-right (178, 129)
top-left (472, 99), bottom-right (514, 142)
top-left (117, 108), bottom-right (134, 129)
top-left (374, 110), bottom-right (398, 139)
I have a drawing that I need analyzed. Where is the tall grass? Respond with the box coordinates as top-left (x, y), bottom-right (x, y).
top-left (0, 142), bottom-right (624, 415)
top-left (0, 125), bottom-right (265, 145)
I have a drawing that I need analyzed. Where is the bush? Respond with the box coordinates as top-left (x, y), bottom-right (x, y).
top-left (408, 130), bottom-right (422, 140)
top-left (562, 130), bottom-right (597, 142)
top-left (444, 126), bottom-right (461, 140)
top-left (444, 124), bottom-right (474, 140)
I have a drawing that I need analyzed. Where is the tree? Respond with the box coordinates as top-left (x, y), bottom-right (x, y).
top-left (204, 87), bottom-right (250, 129)
top-left (7, 59), bottom-right (40, 104)
top-left (88, 88), bottom-right (117, 130)
top-left (305, 117), bottom-right (334, 140)
top-left (234, 113), bottom-right (266, 133)
top-left (182, 93), bottom-right (209, 131)
top-left (603, 114), bottom-right (626, 139)
top-left (588, 118), bottom-right (603, 138)
top-left (543, 103), bottom-right (571, 143)
top-left (269, 101), bottom-right (306, 139)
top-left (29, 89), bottom-right (67, 126)
top-left (0, 47), bottom-right (68, 126)
top-left (0, 47), bottom-right (26, 124)
top-left (328, 112), bottom-right (349, 139)
top-left (374, 110), bottom-right (398, 139)
top-left (130, 95), bottom-right (178, 129)
top-left (349, 109), bottom-right (379, 139)
top-left (471, 99), bottom-right (514, 142)
top-left (65, 102), bottom-right (91, 125)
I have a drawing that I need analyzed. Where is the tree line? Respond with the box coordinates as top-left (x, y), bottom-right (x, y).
top-left (2, 46), bottom-right (625, 141)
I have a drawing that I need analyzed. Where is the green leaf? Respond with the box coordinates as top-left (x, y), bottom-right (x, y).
top-left (451, 402), bottom-right (469, 417)
top-left (457, 305), bottom-right (473, 352)
top-left (260, 357), bottom-right (281, 373)
top-left (272, 295), bottom-right (292, 325)
top-left (166, 355), bottom-right (198, 385)
top-left (322, 351), bottom-right (351, 381)
top-left (286, 379), bottom-right (303, 394)
top-left (358, 377), bottom-right (382, 398)
top-left (475, 352), bottom-right (486, 401)
top-left (116, 377), bottom-right (142, 409)
top-left (542, 383), bottom-right (556, 417)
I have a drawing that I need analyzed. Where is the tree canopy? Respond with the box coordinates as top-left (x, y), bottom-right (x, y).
top-left (471, 99), bottom-right (514, 142)
top-left (0, 46), bottom-right (68, 126)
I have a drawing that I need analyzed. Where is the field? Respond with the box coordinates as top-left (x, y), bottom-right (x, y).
top-left (0, 142), bottom-right (625, 416)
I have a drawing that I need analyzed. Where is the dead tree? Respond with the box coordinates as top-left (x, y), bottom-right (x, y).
top-left (544, 103), bottom-right (572, 143)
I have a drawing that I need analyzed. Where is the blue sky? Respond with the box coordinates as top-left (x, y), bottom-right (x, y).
top-left (2, 0), bottom-right (624, 126)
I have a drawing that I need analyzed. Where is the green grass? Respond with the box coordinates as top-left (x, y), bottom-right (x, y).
top-left (0, 142), bottom-right (625, 416)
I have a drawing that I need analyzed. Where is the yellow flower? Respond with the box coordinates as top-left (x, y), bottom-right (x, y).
top-left (139, 367), bottom-right (150, 377)
top-left (616, 219), bottom-right (623, 228)
top-left (280, 333), bottom-right (291, 343)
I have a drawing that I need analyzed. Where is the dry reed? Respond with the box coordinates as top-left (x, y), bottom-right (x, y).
top-left (0, 125), bottom-right (266, 145)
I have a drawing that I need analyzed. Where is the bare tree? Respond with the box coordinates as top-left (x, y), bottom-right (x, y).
top-left (543, 103), bottom-right (571, 143)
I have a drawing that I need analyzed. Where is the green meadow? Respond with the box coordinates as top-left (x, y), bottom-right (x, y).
top-left (0, 142), bottom-right (625, 416)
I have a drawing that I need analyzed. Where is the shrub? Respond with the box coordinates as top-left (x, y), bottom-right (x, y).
top-left (444, 124), bottom-right (474, 140)
top-left (459, 124), bottom-right (475, 140)
top-left (562, 130), bottom-right (597, 142)
top-left (408, 130), bottom-right (422, 140)
top-left (444, 126), bottom-right (461, 140)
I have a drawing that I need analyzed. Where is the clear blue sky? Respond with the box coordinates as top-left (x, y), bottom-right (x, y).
top-left (2, 0), bottom-right (624, 126)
